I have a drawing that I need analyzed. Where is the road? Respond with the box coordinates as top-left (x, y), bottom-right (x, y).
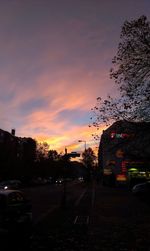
top-left (12, 181), bottom-right (150, 250)
top-left (23, 180), bottom-right (88, 225)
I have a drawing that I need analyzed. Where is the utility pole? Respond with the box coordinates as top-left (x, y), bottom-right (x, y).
top-left (61, 147), bottom-right (68, 208)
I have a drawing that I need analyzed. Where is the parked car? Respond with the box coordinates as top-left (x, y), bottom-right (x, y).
top-left (0, 189), bottom-right (32, 232)
top-left (132, 181), bottom-right (150, 196)
top-left (0, 180), bottom-right (22, 190)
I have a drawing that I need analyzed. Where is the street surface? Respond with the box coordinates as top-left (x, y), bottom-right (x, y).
top-left (23, 180), bottom-right (87, 225)
top-left (25, 181), bottom-right (150, 251)
top-left (2, 180), bottom-right (150, 250)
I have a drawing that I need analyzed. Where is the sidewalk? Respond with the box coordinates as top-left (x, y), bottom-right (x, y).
top-left (89, 183), bottom-right (150, 251)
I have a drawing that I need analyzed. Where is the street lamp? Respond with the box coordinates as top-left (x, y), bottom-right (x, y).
top-left (78, 140), bottom-right (90, 182)
top-left (78, 140), bottom-right (87, 151)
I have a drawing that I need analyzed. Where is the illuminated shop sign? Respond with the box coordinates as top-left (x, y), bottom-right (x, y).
top-left (110, 132), bottom-right (133, 139)
top-left (115, 149), bottom-right (124, 158)
top-left (116, 174), bottom-right (127, 181)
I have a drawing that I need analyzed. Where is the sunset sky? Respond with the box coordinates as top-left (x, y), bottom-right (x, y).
top-left (0, 0), bottom-right (150, 155)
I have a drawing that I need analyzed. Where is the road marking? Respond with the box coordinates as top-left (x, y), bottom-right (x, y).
top-left (74, 188), bottom-right (87, 207)
top-left (74, 215), bottom-right (89, 225)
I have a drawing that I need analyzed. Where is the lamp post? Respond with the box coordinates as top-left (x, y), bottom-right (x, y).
top-left (78, 140), bottom-right (87, 151)
top-left (61, 149), bottom-right (68, 208)
top-left (78, 140), bottom-right (91, 182)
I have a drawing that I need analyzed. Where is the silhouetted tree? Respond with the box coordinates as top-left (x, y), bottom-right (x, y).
top-left (90, 15), bottom-right (150, 134)
top-left (110, 15), bottom-right (150, 120)
top-left (36, 142), bottom-right (49, 161)
top-left (82, 147), bottom-right (96, 167)
top-left (81, 147), bottom-right (96, 181)
top-left (48, 150), bottom-right (60, 161)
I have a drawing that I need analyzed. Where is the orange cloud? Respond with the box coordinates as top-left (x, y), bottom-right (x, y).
top-left (0, 66), bottom-right (110, 154)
